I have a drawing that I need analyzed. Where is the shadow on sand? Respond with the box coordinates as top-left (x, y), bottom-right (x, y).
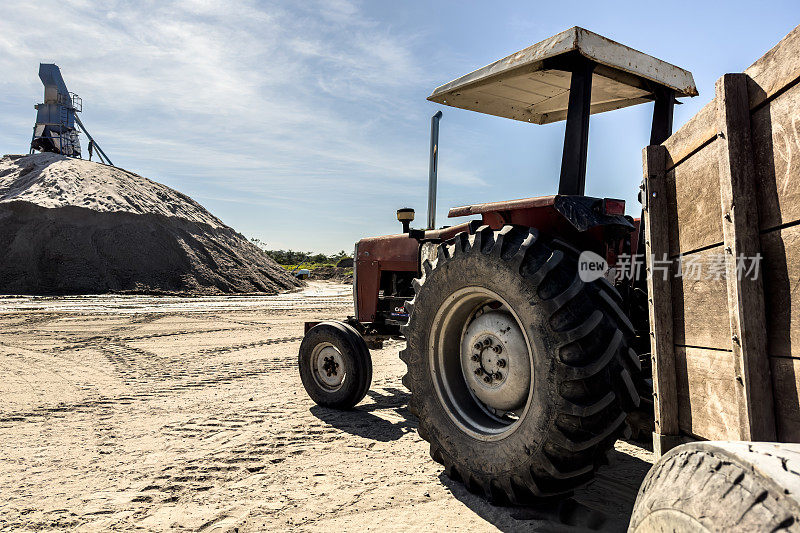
top-left (435, 445), bottom-right (652, 532)
top-left (309, 387), bottom-right (416, 442)
top-left (311, 386), bottom-right (653, 531)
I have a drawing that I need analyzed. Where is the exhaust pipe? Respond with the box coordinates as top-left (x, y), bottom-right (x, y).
top-left (427, 111), bottom-right (442, 230)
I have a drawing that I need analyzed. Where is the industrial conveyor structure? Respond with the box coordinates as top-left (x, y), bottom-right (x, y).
top-left (30, 63), bottom-right (113, 166)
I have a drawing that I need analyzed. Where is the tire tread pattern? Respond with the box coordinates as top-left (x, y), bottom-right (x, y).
top-left (399, 225), bottom-right (637, 503)
top-left (630, 442), bottom-right (800, 532)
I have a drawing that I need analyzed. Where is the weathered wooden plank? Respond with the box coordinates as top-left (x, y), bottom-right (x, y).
top-left (654, 25), bottom-right (800, 447)
top-left (671, 246), bottom-right (730, 350)
top-left (744, 24), bottom-right (800, 110)
top-left (663, 100), bottom-right (717, 169)
top-left (665, 139), bottom-right (724, 256)
top-left (751, 81), bottom-right (800, 230)
top-left (675, 346), bottom-right (740, 440)
top-left (770, 357), bottom-right (800, 442)
top-left (716, 73), bottom-right (776, 441)
top-left (644, 144), bottom-right (679, 453)
top-left (762, 224), bottom-right (800, 358)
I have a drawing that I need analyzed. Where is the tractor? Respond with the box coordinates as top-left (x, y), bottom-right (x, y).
top-left (298, 27), bottom-right (697, 503)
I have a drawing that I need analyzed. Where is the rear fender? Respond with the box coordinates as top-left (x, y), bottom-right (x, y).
top-left (449, 195), bottom-right (634, 268)
top-left (553, 195), bottom-right (633, 233)
top-left (448, 194), bottom-right (632, 235)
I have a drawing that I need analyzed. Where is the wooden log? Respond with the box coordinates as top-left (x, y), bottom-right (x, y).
top-left (644, 144), bottom-right (680, 455)
top-left (716, 73), bottom-right (777, 441)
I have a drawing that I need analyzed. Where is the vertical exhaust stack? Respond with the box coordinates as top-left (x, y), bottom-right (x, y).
top-left (427, 111), bottom-right (442, 230)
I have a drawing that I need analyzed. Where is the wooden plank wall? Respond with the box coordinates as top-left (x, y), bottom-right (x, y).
top-left (649, 24), bottom-right (800, 447)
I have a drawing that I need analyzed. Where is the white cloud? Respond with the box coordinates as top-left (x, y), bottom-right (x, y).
top-left (0, 0), bottom-right (485, 251)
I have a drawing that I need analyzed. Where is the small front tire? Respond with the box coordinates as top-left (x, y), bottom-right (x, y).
top-left (299, 321), bottom-right (372, 409)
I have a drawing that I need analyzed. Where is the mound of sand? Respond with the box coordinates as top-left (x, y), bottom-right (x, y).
top-left (0, 153), bottom-right (302, 295)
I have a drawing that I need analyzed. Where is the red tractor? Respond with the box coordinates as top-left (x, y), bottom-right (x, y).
top-left (298, 27), bottom-right (697, 503)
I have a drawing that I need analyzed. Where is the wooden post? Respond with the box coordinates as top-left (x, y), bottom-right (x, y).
top-left (643, 144), bottom-right (681, 456)
top-left (715, 73), bottom-right (776, 441)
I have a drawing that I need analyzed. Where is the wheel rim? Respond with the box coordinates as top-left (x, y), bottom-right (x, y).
top-left (429, 287), bottom-right (534, 441)
top-left (311, 342), bottom-right (346, 391)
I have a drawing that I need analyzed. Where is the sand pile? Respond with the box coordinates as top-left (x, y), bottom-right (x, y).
top-left (0, 153), bottom-right (302, 295)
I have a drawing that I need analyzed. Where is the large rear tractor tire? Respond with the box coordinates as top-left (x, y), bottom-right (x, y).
top-left (630, 442), bottom-right (800, 532)
top-left (400, 225), bottom-right (640, 503)
top-left (299, 321), bottom-right (372, 409)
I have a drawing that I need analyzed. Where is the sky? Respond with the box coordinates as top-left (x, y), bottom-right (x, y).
top-left (1, 1), bottom-right (798, 253)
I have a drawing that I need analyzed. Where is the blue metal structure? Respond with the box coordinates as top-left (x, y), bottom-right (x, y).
top-left (30, 63), bottom-right (113, 166)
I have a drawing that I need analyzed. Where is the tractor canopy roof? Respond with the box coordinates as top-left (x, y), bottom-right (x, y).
top-left (428, 27), bottom-right (697, 124)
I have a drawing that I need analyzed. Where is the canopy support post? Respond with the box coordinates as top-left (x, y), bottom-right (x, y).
top-left (558, 56), bottom-right (595, 196)
top-left (650, 88), bottom-right (675, 145)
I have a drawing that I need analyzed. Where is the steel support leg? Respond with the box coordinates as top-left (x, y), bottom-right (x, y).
top-left (558, 57), bottom-right (595, 196)
top-left (650, 88), bottom-right (675, 146)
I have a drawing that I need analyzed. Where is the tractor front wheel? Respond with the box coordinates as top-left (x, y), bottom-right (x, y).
top-left (299, 321), bottom-right (372, 409)
top-left (400, 225), bottom-right (640, 502)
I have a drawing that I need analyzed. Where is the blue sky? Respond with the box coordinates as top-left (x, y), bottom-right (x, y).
top-left (1, 1), bottom-right (798, 253)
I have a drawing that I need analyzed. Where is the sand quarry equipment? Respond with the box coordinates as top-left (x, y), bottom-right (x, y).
top-left (299, 25), bottom-right (800, 527)
top-left (30, 63), bottom-right (113, 166)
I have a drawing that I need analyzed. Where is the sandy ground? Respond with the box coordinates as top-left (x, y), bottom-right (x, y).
top-left (0, 282), bottom-right (654, 532)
